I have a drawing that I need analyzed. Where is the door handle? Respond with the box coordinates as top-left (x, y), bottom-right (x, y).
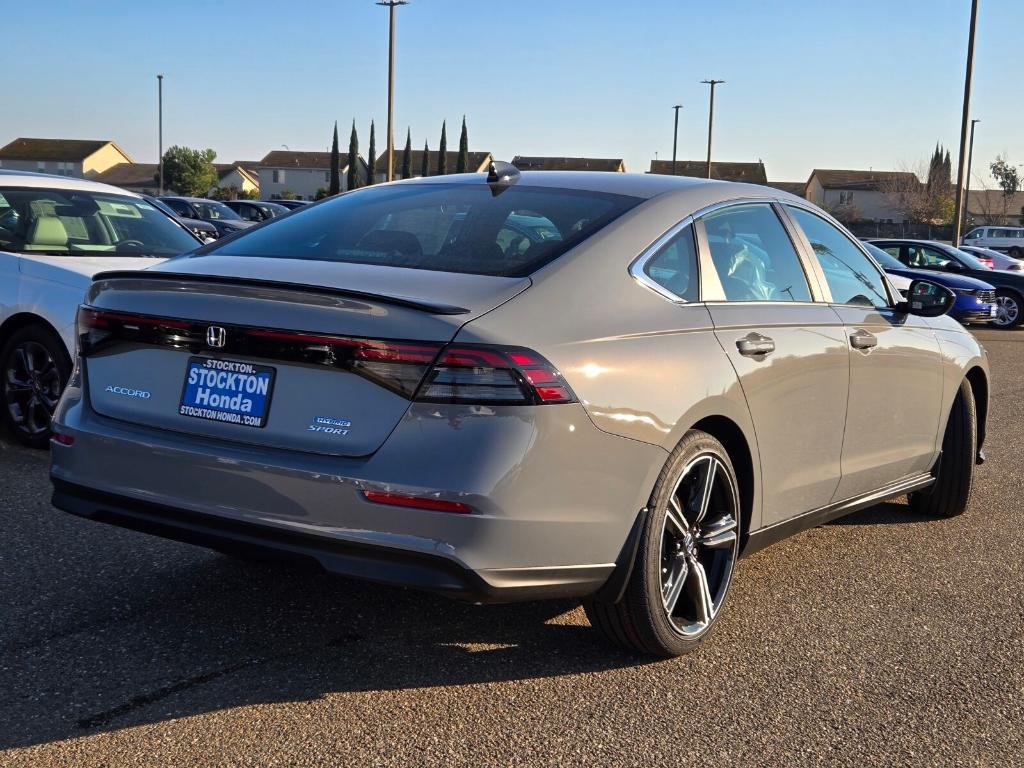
top-left (849, 329), bottom-right (877, 350)
top-left (736, 333), bottom-right (775, 357)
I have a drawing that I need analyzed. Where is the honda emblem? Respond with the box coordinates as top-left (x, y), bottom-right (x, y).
top-left (206, 326), bottom-right (227, 348)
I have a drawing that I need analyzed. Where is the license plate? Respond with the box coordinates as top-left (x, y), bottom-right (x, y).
top-left (179, 357), bottom-right (275, 428)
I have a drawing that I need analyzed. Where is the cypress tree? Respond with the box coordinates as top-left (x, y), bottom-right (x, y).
top-left (438, 121), bottom-right (448, 175)
top-left (421, 140), bottom-right (430, 177)
top-left (401, 128), bottom-right (412, 180)
top-left (457, 115), bottom-right (469, 173)
top-left (347, 121), bottom-right (360, 190)
top-left (367, 120), bottom-right (376, 186)
top-left (329, 121), bottom-right (341, 196)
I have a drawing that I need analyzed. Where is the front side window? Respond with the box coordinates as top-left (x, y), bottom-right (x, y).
top-left (963, 228), bottom-right (982, 240)
top-left (0, 187), bottom-right (198, 256)
top-left (905, 245), bottom-right (954, 270)
top-left (642, 224), bottom-right (699, 301)
top-left (701, 203), bottom-right (811, 302)
top-left (193, 200), bottom-right (242, 221)
top-left (208, 183), bottom-right (641, 277)
top-left (788, 206), bottom-right (889, 308)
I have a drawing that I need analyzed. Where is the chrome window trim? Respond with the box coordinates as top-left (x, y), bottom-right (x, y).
top-left (628, 214), bottom-right (698, 303)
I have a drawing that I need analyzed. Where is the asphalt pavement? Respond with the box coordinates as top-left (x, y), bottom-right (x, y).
top-left (1, 329), bottom-right (1022, 767)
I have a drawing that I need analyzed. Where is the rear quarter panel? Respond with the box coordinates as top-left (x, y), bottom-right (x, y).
top-left (455, 189), bottom-right (763, 531)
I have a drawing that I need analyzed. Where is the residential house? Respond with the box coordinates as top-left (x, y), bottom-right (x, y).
top-left (512, 156), bottom-right (626, 172)
top-left (373, 150), bottom-right (492, 182)
top-left (258, 150), bottom-right (368, 200)
top-left (764, 181), bottom-right (806, 198)
top-left (804, 169), bottom-right (918, 223)
top-left (649, 159), bottom-right (767, 184)
top-left (964, 189), bottom-right (1024, 227)
top-left (213, 163), bottom-right (259, 197)
top-left (0, 137), bottom-right (133, 179)
top-left (95, 163), bottom-right (161, 195)
top-left (96, 161), bottom-right (260, 198)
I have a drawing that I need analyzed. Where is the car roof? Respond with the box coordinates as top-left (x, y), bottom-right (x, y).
top-left (160, 196), bottom-right (221, 203)
top-left (388, 170), bottom-right (797, 203)
top-left (0, 169), bottom-right (144, 197)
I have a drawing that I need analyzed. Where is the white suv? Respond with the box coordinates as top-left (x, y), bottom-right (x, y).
top-left (961, 225), bottom-right (1024, 257)
top-left (0, 171), bottom-right (200, 446)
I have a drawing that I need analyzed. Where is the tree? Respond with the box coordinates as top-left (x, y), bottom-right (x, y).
top-left (329, 121), bottom-right (341, 196)
top-left (401, 128), bottom-right (412, 179)
top-left (437, 121), bottom-right (447, 175)
top-left (421, 140), bottom-right (430, 177)
top-left (991, 155), bottom-right (1020, 200)
top-left (347, 121), bottom-right (360, 190)
top-left (314, 187), bottom-right (330, 201)
top-left (160, 146), bottom-right (217, 197)
top-left (367, 120), bottom-right (377, 186)
top-left (279, 189), bottom-right (297, 200)
top-left (457, 115), bottom-right (469, 173)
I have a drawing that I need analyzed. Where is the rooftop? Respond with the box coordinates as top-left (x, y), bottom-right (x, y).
top-left (0, 137), bottom-right (131, 162)
top-left (512, 156), bottom-right (626, 173)
top-left (649, 159), bottom-right (767, 184)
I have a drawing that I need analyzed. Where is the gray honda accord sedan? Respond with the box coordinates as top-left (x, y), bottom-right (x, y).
top-left (50, 165), bottom-right (988, 657)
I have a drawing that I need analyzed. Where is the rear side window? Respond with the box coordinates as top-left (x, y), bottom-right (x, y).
top-left (209, 183), bottom-right (642, 277)
top-left (701, 203), bottom-right (812, 302)
top-left (643, 224), bottom-right (699, 301)
top-left (787, 206), bottom-right (889, 308)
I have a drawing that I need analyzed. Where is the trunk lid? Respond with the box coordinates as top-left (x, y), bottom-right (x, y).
top-left (82, 257), bottom-right (529, 456)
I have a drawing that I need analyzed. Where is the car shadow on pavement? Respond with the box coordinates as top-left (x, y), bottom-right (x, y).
top-left (2, 543), bottom-right (651, 750)
top-left (828, 500), bottom-right (934, 526)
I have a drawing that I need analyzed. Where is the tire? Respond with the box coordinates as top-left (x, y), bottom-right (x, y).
top-left (991, 289), bottom-right (1023, 328)
top-left (0, 325), bottom-right (72, 448)
top-left (1009, 247), bottom-right (1022, 259)
top-left (908, 379), bottom-right (976, 519)
top-left (585, 430), bottom-right (742, 657)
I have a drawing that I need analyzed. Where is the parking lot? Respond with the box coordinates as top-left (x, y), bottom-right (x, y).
top-left (0, 328), bottom-right (1020, 767)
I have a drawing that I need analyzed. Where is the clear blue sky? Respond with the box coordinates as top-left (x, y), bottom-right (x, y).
top-left (2, 0), bottom-right (1020, 185)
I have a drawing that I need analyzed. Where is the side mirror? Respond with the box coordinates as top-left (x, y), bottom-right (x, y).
top-left (898, 279), bottom-right (955, 318)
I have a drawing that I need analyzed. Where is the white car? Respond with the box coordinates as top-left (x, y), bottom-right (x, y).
top-left (959, 244), bottom-right (1024, 272)
top-left (0, 171), bottom-right (201, 446)
top-left (961, 225), bottom-right (1024, 257)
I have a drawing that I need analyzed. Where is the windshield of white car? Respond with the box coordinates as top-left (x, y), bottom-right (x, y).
top-left (205, 183), bottom-right (642, 277)
top-left (0, 187), bottom-right (199, 257)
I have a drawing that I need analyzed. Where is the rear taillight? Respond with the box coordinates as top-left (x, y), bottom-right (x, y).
top-left (415, 345), bottom-right (575, 405)
top-left (361, 490), bottom-right (471, 514)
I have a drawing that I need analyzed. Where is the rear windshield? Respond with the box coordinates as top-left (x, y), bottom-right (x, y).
top-left (206, 183), bottom-right (642, 276)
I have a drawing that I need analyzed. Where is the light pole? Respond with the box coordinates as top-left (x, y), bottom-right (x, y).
top-left (963, 118), bottom-right (980, 233)
top-left (377, 0), bottom-right (408, 182)
top-left (952, 0), bottom-right (979, 245)
top-left (157, 74), bottom-right (164, 195)
top-left (701, 79), bottom-right (725, 179)
top-left (671, 104), bottom-right (682, 176)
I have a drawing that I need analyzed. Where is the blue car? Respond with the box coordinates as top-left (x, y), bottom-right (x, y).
top-left (863, 242), bottom-right (996, 324)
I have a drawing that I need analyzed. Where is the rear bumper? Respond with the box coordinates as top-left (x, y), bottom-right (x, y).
top-left (50, 386), bottom-right (665, 602)
top-left (52, 479), bottom-right (607, 602)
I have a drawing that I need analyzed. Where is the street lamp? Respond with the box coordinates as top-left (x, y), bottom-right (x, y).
top-left (963, 118), bottom-right (980, 233)
top-left (377, 0), bottom-right (408, 182)
top-left (671, 104), bottom-right (682, 176)
top-left (701, 79), bottom-right (725, 179)
top-left (952, 0), bottom-right (979, 245)
top-left (157, 74), bottom-right (164, 195)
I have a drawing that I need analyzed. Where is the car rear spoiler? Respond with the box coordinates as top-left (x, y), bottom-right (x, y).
top-left (91, 270), bottom-right (472, 316)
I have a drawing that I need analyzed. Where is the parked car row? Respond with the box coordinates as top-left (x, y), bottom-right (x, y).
top-left (961, 225), bottom-right (1024, 258)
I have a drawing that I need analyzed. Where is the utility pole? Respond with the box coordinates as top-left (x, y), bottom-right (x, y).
top-left (157, 74), bottom-right (164, 195)
top-left (671, 104), bottom-right (682, 176)
top-left (952, 0), bottom-right (979, 245)
top-left (377, 0), bottom-right (408, 182)
top-left (963, 118), bottom-right (980, 234)
top-left (701, 79), bottom-right (725, 179)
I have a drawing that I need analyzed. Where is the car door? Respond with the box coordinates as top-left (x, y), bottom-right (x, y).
top-left (698, 201), bottom-right (849, 526)
top-left (785, 207), bottom-right (944, 500)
